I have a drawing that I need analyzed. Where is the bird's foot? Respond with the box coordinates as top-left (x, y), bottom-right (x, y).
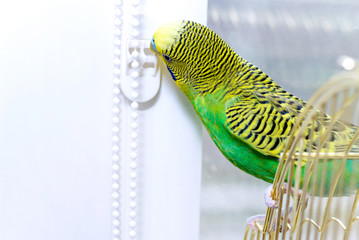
top-left (264, 184), bottom-right (279, 208)
top-left (247, 184), bottom-right (308, 232)
top-left (264, 183), bottom-right (309, 209)
top-left (247, 214), bottom-right (266, 230)
top-left (247, 207), bottom-right (292, 232)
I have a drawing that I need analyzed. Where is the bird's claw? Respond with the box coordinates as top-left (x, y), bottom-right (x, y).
top-left (247, 207), bottom-right (292, 232)
top-left (264, 185), bottom-right (279, 208)
top-left (264, 183), bottom-right (308, 209)
top-left (247, 214), bottom-right (266, 230)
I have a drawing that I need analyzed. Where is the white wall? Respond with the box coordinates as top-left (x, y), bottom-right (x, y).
top-left (0, 0), bottom-right (207, 240)
top-left (0, 1), bottom-right (114, 239)
top-left (118, 1), bottom-right (207, 240)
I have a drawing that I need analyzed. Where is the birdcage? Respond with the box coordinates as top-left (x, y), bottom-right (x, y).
top-left (244, 58), bottom-right (359, 240)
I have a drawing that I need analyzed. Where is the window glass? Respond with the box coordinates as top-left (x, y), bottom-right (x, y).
top-left (200, 0), bottom-right (359, 239)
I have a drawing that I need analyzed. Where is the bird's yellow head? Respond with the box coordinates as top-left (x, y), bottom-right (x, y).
top-left (151, 20), bottom-right (240, 97)
top-left (150, 20), bottom-right (186, 54)
top-left (150, 20), bottom-right (188, 83)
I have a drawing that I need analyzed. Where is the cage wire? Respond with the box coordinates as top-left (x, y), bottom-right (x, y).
top-left (244, 59), bottom-right (359, 240)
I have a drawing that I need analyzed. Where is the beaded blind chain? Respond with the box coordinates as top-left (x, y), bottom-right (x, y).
top-left (112, 0), bottom-right (122, 239)
top-left (112, 0), bottom-right (142, 239)
top-left (128, 0), bottom-right (141, 239)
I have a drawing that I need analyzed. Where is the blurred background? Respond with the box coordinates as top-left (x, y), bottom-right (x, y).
top-left (200, 0), bottom-right (359, 239)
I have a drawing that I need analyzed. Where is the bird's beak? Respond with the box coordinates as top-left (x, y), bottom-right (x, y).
top-left (150, 37), bottom-right (158, 54)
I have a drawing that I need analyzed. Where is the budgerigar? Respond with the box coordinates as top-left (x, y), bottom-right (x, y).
top-left (150, 20), bottom-right (359, 199)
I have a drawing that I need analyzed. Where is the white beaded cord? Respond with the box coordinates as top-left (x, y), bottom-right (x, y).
top-left (112, 0), bottom-right (145, 238)
top-left (112, 0), bottom-right (122, 239)
top-left (128, 0), bottom-right (141, 238)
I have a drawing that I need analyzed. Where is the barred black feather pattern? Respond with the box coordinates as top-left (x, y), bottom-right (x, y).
top-left (162, 21), bottom-right (244, 95)
top-left (223, 59), bottom-right (359, 158)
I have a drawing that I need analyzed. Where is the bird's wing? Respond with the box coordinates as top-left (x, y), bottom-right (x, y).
top-left (225, 87), bottom-right (359, 158)
top-left (224, 89), bottom-right (303, 157)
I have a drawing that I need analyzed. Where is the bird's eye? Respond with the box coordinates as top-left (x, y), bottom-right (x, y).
top-left (162, 54), bottom-right (172, 62)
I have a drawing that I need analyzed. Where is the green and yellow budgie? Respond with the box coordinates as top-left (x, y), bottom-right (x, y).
top-left (150, 20), bottom-right (359, 204)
